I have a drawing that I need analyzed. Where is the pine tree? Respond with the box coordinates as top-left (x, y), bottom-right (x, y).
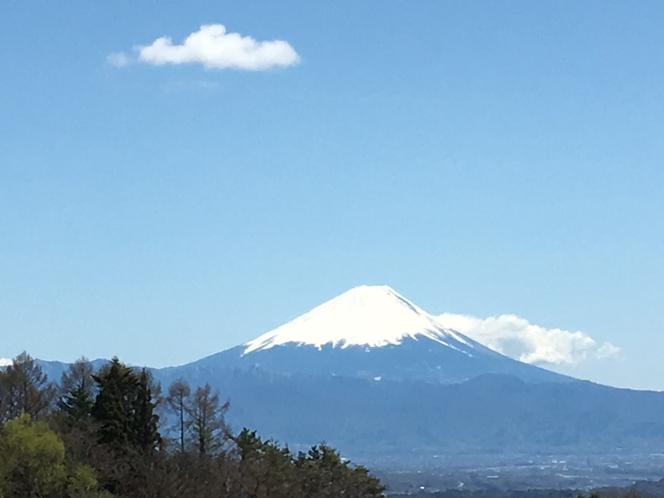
top-left (91, 358), bottom-right (137, 448)
top-left (130, 369), bottom-right (161, 453)
top-left (234, 429), bottom-right (294, 498)
top-left (58, 384), bottom-right (94, 421)
top-left (57, 357), bottom-right (96, 422)
top-left (91, 359), bottom-right (163, 455)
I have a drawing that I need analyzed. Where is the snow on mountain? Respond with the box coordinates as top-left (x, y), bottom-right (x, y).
top-left (243, 285), bottom-right (474, 354)
top-left (0, 358), bottom-right (12, 367)
top-left (178, 284), bottom-right (571, 385)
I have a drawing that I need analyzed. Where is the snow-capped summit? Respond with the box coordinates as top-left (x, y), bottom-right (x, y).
top-left (186, 284), bottom-right (569, 385)
top-left (243, 285), bottom-right (473, 354)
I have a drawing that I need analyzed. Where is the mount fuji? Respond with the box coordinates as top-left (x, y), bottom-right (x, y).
top-left (35, 285), bottom-right (664, 461)
top-left (168, 285), bottom-right (568, 384)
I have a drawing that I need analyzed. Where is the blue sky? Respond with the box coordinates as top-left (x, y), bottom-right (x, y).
top-left (1, 1), bottom-right (663, 389)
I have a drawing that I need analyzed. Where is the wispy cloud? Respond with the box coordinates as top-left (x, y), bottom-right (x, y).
top-left (0, 358), bottom-right (13, 367)
top-left (436, 313), bottom-right (620, 366)
top-left (109, 24), bottom-right (300, 71)
top-left (106, 52), bottom-right (130, 67)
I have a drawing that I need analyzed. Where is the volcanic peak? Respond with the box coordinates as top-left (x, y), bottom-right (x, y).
top-left (242, 285), bottom-right (473, 354)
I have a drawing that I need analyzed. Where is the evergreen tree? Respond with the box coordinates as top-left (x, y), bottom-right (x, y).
top-left (57, 357), bottom-right (96, 424)
top-left (91, 358), bottom-right (137, 449)
top-left (4, 354), bottom-right (387, 497)
top-left (58, 384), bottom-right (94, 422)
top-left (130, 369), bottom-right (161, 453)
top-left (58, 357), bottom-right (95, 409)
top-left (293, 443), bottom-right (385, 498)
top-left (234, 429), bottom-right (294, 498)
top-left (91, 360), bottom-right (162, 455)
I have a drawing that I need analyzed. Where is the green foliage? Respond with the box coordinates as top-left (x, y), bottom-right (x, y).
top-left (66, 462), bottom-right (98, 495)
top-left (59, 386), bottom-right (94, 422)
top-left (58, 358), bottom-right (96, 423)
top-left (230, 429), bottom-right (384, 498)
top-left (129, 370), bottom-right (161, 453)
top-left (91, 360), bottom-right (160, 453)
top-left (234, 429), bottom-right (294, 497)
top-left (1, 354), bottom-right (385, 497)
top-left (0, 413), bottom-right (97, 498)
top-left (91, 359), bottom-right (136, 448)
top-left (293, 443), bottom-right (385, 498)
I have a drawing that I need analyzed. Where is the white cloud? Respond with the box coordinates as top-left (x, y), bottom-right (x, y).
top-left (110, 24), bottom-right (300, 71)
top-left (107, 52), bottom-right (130, 67)
top-left (0, 358), bottom-right (13, 367)
top-left (436, 313), bottom-right (619, 366)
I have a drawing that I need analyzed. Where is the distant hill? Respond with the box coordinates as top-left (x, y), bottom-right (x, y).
top-left (154, 369), bottom-right (664, 460)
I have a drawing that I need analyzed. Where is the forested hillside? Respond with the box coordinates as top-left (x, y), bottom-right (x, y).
top-left (0, 352), bottom-right (384, 498)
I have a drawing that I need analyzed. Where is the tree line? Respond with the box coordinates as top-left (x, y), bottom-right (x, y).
top-left (0, 352), bottom-right (385, 498)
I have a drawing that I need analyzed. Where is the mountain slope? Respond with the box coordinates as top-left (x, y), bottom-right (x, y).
top-left (152, 369), bottom-right (664, 462)
top-left (243, 285), bottom-right (477, 353)
top-left (175, 285), bottom-right (569, 384)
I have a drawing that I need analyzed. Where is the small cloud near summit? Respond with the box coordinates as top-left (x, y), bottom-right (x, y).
top-left (0, 358), bottom-right (13, 367)
top-left (436, 312), bottom-right (620, 366)
top-left (108, 24), bottom-right (300, 71)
